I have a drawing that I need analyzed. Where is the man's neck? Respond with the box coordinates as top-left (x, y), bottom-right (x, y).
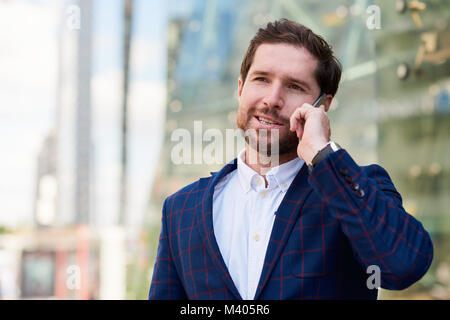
top-left (244, 146), bottom-right (298, 185)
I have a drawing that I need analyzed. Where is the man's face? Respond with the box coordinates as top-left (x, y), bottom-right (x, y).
top-left (237, 43), bottom-right (321, 155)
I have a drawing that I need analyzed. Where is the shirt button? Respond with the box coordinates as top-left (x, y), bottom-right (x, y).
top-left (351, 183), bottom-right (360, 191)
top-left (256, 179), bottom-right (262, 186)
top-left (253, 234), bottom-right (260, 241)
top-left (260, 192), bottom-right (266, 198)
top-left (281, 182), bottom-right (286, 188)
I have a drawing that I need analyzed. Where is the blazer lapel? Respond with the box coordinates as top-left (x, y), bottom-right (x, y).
top-left (253, 163), bottom-right (313, 300)
top-left (195, 159), bottom-right (242, 300)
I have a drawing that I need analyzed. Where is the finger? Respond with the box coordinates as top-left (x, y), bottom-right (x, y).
top-left (298, 103), bottom-right (317, 118)
top-left (290, 103), bottom-right (317, 131)
top-left (296, 120), bottom-right (304, 139)
top-left (290, 108), bottom-right (301, 131)
top-left (303, 104), bottom-right (325, 121)
top-left (318, 104), bottom-right (326, 112)
top-left (290, 105), bottom-right (309, 132)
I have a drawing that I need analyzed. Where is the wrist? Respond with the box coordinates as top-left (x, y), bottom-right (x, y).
top-left (308, 141), bottom-right (341, 171)
top-left (305, 141), bottom-right (329, 165)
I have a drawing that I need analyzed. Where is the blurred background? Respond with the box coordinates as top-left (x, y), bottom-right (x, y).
top-left (0, 0), bottom-right (448, 300)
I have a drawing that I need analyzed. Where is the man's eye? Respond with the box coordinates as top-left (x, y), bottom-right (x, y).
top-left (289, 84), bottom-right (303, 91)
top-left (254, 77), bottom-right (268, 82)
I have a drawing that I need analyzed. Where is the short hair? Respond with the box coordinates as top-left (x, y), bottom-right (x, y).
top-left (240, 19), bottom-right (342, 96)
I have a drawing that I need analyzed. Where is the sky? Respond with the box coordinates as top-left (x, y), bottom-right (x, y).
top-left (0, 0), bottom-right (60, 227)
top-left (0, 0), bottom-right (168, 229)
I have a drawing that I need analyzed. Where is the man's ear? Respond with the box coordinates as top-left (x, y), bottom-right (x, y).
top-left (325, 94), bottom-right (333, 112)
top-left (238, 77), bottom-right (243, 98)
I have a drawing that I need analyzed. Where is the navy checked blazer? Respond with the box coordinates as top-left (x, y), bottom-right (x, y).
top-left (149, 149), bottom-right (433, 300)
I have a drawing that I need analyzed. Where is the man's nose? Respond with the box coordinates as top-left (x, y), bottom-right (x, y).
top-left (262, 83), bottom-right (284, 109)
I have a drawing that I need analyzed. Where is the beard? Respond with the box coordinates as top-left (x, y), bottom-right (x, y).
top-left (237, 105), bottom-right (299, 157)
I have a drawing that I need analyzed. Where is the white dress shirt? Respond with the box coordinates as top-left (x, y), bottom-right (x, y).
top-left (213, 149), bottom-right (304, 299)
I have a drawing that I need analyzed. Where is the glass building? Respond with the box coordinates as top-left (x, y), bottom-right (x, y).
top-left (147, 0), bottom-right (450, 299)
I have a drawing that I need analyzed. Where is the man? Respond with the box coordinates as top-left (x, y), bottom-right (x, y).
top-left (149, 19), bottom-right (433, 300)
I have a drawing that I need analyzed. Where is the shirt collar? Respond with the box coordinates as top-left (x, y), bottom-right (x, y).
top-left (237, 149), bottom-right (304, 193)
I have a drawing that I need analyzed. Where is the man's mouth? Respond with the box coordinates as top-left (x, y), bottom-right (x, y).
top-left (255, 115), bottom-right (283, 126)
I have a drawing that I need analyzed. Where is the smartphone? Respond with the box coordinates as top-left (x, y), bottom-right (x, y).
top-left (312, 93), bottom-right (327, 108)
